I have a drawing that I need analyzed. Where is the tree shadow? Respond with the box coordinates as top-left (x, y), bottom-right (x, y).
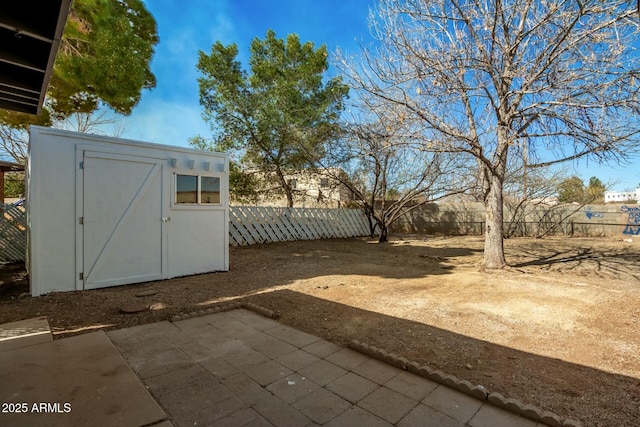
top-left (0, 262), bottom-right (29, 299)
top-left (510, 246), bottom-right (640, 282)
top-left (243, 289), bottom-right (640, 427)
top-left (226, 237), bottom-right (483, 282)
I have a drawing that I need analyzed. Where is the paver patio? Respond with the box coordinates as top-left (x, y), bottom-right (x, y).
top-left (108, 309), bottom-right (547, 427)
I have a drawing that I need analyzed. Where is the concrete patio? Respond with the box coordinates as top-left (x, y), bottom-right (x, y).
top-left (1, 309), bottom-right (548, 426)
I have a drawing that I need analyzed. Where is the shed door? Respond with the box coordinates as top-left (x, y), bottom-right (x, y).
top-left (82, 151), bottom-right (167, 289)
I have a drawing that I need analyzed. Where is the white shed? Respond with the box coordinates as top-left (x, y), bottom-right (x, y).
top-left (27, 126), bottom-right (229, 296)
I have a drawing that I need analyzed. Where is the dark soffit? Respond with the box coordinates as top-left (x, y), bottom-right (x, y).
top-left (0, 0), bottom-right (72, 115)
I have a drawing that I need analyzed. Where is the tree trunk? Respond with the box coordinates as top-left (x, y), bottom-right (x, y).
top-left (274, 167), bottom-right (294, 208)
top-left (483, 174), bottom-right (507, 269)
top-left (378, 224), bottom-right (388, 242)
top-left (285, 188), bottom-right (294, 208)
top-left (365, 207), bottom-right (376, 237)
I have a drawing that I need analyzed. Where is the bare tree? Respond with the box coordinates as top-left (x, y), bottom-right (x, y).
top-left (339, 0), bottom-right (640, 268)
top-left (502, 160), bottom-right (568, 238)
top-left (322, 99), bottom-right (472, 242)
top-left (57, 110), bottom-right (127, 136)
top-left (0, 110), bottom-right (127, 164)
top-left (0, 126), bottom-right (29, 163)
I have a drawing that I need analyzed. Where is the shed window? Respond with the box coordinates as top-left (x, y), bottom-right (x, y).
top-left (201, 176), bottom-right (221, 204)
top-left (176, 175), bottom-right (220, 205)
top-left (176, 175), bottom-right (198, 203)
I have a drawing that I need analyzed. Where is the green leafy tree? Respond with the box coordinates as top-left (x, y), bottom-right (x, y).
top-left (586, 176), bottom-right (606, 202)
top-left (3, 172), bottom-right (25, 199)
top-left (0, 0), bottom-right (158, 162)
top-left (49, 0), bottom-right (157, 116)
top-left (189, 136), bottom-right (261, 204)
top-left (557, 176), bottom-right (606, 203)
top-left (557, 176), bottom-right (586, 203)
top-left (196, 29), bottom-right (349, 207)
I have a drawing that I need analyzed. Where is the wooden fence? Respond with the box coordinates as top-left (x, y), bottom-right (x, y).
top-left (0, 205), bottom-right (371, 262)
top-left (0, 203), bottom-right (26, 263)
top-left (229, 206), bottom-right (370, 245)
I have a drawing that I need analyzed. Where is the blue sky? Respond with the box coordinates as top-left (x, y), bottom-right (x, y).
top-left (111, 0), bottom-right (639, 192)
top-left (117, 0), bottom-right (371, 147)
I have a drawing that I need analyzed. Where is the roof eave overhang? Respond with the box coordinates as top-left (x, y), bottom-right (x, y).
top-left (0, 0), bottom-right (72, 115)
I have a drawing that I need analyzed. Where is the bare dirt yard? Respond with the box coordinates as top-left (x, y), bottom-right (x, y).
top-left (1, 235), bottom-right (639, 427)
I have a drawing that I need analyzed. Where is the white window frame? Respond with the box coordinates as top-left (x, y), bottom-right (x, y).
top-left (173, 173), bottom-right (222, 208)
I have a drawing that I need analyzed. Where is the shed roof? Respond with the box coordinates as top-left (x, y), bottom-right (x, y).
top-left (0, 0), bottom-right (71, 115)
top-left (0, 160), bottom-right (24, 172)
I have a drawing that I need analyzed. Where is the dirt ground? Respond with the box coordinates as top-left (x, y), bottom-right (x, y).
top-left (1, 235), bottom-right (639, 427)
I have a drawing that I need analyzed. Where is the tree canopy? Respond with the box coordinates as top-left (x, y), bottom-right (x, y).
top-left (557, 175), bottom-right (606, 203)
top-left (320, 94), bottom-right (471, 241)
top-left (49, 0), bottom-right (158, 116)
top-left (340, 0), bottom-right (640, 268)
top-left (557, 176), bottom-right (587, 203)
top-left (0, 0), bottom-right (158, 162)
top-left (196, 29), bottom-right (349, 207)
top-left (189, 135), bottom-right (262, 204)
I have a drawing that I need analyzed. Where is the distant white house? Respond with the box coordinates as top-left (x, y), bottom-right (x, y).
top-left (604, 188), bottom-right (640, 203)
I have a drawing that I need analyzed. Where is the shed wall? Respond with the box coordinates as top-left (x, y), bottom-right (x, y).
top-left (27, 129), bottom-right (77, 295)
top-left (28, 126), bottom-right (229, 296)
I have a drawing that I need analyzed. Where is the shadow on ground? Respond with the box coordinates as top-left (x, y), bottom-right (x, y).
top-left (1, 236), bottom-right (639, 426)
top-left (0, 238), bottom-right (479, 334)
top-left (509, 245), bottom-right (640, 282)
top-left (243, 289), bottom-right (640, 427)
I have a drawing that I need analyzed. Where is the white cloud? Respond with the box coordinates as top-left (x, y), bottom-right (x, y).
top-left (119, 99), bottom-right (210, 149)
top-left (166, 28), bottom-right (198, 56)
top-left (208, 13), bottom-right (237, 45)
